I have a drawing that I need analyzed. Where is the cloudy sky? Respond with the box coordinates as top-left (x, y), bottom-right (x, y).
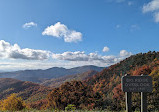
top-left (0, 0), bottom-right (158, 71)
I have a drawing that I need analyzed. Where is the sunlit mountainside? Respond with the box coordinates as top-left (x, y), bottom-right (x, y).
top-left (0, 51), bottom-right (158, 111)
top-left (0, 0), bottom-right (159, 111)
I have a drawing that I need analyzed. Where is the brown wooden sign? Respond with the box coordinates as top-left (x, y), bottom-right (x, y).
top-left (122, 75), bottom-right (153, 92)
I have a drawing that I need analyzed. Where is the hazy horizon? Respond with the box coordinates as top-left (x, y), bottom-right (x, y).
top-left (0, 0), bottom-right (158, 71)
top-left (0, 64), bottom-right (105, 72)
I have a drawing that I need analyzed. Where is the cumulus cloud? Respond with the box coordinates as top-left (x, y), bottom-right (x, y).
top-left (0, 40), bottom-right (133, 70)
top-left (103, 46), bottom-right (110, 52)
top-left (154, 12), bottom-right (159, 22)
top-left (0, 40), bottom-right (50, 60)
top-left (22, 22), bottom-right (37, 29)
top-left (143, 0), bottom-right (159, 22)
top-left (52, 50), bottom-right (132, 66)
top-left (143, 0), bottom-right (159, 13)
top-left (52, 51), bottom-right (100, 61)
top-left (42, 22), bottom-right (82, 43)
top-left (120, 50), bottom-right (132, 57)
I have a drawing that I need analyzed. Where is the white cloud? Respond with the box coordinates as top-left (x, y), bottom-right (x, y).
top-left (52, 51), bottom-right (100, 61)
top-left (143, 0), bottom-right (159, 13)
top-left (120, 50), bottom-right (132, 57)
top-left (0, 40), bottom-right (133, 70)
top-left (0, 49), bottom-right (131, 71)
top-left (42, 22), bottom-right (82, 43)
top-left (142, 0), bottom-right (159, 23)
top-left (22, 22), bottom-right (37, 29)
top-left (0, 40), bottom-right (50, 60)
top-left (154, 12), bottom-right (159, 22)
top-left (103, 46), bottom-right (110, 52)
top-left (52, 50), bottom-right (132, 66)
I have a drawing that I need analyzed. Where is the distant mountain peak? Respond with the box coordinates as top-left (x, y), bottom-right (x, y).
top-left (0, 65), bottom-right (104, 83)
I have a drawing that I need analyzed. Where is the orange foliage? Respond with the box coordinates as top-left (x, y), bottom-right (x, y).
top-left (27, 99), bottom-right (48, 110)
top-left (47, 81), bottom-right (103, 110)
top-left (132, 65), bottom-right (151, 76)
top-left (112, 84), bottom-right (124, 101)
top-left (0, 93), bottom-right (25, 111)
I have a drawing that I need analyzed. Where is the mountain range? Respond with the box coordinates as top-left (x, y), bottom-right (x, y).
top-left (41, 70), bottom-right (98, 88)
top-left (0, 51), bottom-right (158, 111)
top-left (0, 65), bottom-right (104, 83)
top-left (0, 66), bottom-right (103, 104)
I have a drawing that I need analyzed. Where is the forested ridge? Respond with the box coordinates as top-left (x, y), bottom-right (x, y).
top-left (0, 51), bottom-right (159, 111)
top-left (85, 51), bottom-right (159, 111)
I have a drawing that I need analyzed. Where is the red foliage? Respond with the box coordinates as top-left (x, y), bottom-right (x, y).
top-left (112, 84), bottom-right (124, 101)
top-left (47, 81), bottom-right (103, 110)
top-left (28, 99), bottom-right (48, 110)
top-left (132, 65), bottom-right (151, 76)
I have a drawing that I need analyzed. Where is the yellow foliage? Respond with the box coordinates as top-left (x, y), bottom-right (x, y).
top-left (0, 100), bottom-right (3, 109)
top-left (0, 93), bottom-right (25, 111)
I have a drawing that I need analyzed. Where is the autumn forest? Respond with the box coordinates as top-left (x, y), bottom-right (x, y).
top-left (0, 51), bottom-right (159, 111)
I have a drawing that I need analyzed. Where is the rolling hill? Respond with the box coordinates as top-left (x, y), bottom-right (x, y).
top-left (84, 51), bottom-right (159, 111)
top-left (41, 70), bottom-right (98, 88)
top-left (38, 51), bottom-right (159, 111)
top-left (0, 51), bottom-right (159, 111)
top-left (0, 65), bottom-right (104, 83)
top-left (0, 78), bottom-right (52, 102)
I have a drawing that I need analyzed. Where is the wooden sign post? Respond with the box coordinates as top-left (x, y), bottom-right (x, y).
top-left (122, 74), bottom-right (152, 112)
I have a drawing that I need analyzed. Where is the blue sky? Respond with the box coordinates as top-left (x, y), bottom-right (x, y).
top-left (0, 0), bottom-right (159, 71)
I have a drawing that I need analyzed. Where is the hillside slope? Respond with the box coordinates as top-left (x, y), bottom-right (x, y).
top-left (0, 51), bottom-right (158, 111)
top-left (0, 78), bottom-right (51, 102)
top-left (41, 70), bottom-right (98, 88)
top-left (85, 51), bottom-right (159, 111)
top-left (45, 51), bottom-right (159, 111)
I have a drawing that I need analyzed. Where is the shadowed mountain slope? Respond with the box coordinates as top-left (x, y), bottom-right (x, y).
top-left (41, 70), bottom-right (98, 88)
top-left (0, 65), bottom-right (104, 83)
top-left (0, 78), bottom-right (51, 102)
